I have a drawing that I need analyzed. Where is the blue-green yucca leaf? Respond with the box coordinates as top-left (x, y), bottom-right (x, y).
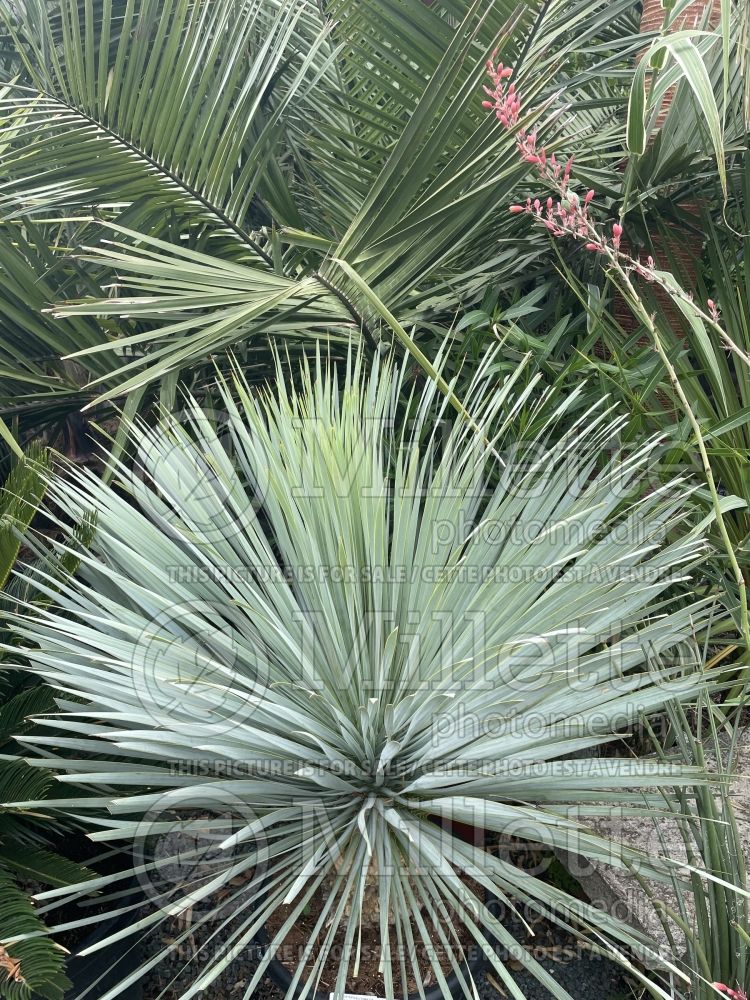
top-left (10, 350), bottom-right (719, 1000)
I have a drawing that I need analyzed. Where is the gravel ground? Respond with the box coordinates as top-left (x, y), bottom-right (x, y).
top-left (482, 957), bottom-right (629, 1000)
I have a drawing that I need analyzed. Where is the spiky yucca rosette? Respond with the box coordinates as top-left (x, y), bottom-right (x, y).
top-left (10, 352), bottom-right (719, 1000)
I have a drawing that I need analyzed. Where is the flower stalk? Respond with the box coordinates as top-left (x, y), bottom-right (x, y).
top-left (484, 56), bottom-right (750, 676)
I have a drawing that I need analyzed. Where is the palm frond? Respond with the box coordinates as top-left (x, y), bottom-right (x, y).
top-left (0, 444), bottom-right (49, 588)
top-left (0, 874), bottom-right (70, 1000)
top-left (0, 0), bottom-right (668, 421)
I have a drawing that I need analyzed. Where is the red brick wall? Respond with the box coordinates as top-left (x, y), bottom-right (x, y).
top-left (640, 0), bottom-right (721, 34)
top-left (639, 0), bottom-right (722, 125)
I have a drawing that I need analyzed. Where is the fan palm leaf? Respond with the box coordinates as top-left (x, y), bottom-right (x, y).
top-left (0, 0), bottom-right (672, 432)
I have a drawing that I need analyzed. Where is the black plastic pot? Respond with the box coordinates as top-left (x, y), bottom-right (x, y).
top-left (257, 910), bottom-right (493, 1000)
top-left (63, 882), bottom-right (143, 1000)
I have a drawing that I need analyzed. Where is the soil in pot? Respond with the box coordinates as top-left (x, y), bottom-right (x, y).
top-left (265, 870), bottom-right (484, 997)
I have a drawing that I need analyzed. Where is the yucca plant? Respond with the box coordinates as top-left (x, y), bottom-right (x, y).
top-left (0, 445), bottom-right (95, 1000)
top-left (7, 350), bottom-right (727, 1000)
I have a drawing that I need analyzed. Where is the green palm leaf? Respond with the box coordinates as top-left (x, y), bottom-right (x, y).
top-left (0, 874), bottom-right (70, 1000)
top-left (0, 443), bottom-right (48, 589)
top-left (0, 0), bottom-right (668, 423)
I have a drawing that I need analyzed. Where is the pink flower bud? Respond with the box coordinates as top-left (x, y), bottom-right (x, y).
top-left (482, 100), bottom-right (493, 108)
top-left (500, 66), bottom-right (513, 78)
top-left (584, 189), bottom-right (595, 205)
top-left (585, 243), bottom-right (600, 251)
top-left (612, 223), bottom-right (623, 239)
top-left (707, 298), bottom-right (715, 310)
top-left (509, 205), bottom-right (525, 213)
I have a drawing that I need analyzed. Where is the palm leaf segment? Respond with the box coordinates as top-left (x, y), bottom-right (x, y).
top-left (12, 353), bottom-right (716, 1000)
top-left (0, 0), bottom-right (642, 413)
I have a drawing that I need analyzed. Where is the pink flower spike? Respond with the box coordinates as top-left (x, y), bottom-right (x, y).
top-left (584, 189), bottom-right (595, 205)
top-left (712, 986), bottom-right (747, 1000)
